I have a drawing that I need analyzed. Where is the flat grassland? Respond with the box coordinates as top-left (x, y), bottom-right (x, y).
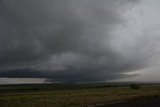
top-left (0, 83), bottom-right (160, 107)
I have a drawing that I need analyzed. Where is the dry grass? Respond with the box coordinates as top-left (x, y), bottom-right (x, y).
top-left (0, 84), bottom-right (160, 107)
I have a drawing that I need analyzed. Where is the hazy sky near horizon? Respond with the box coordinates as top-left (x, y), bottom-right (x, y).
top-left (0, 0), bottom-right (160, 83)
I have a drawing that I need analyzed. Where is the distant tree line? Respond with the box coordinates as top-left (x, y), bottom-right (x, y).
top-left (129, 84), bottom-right (140, 90)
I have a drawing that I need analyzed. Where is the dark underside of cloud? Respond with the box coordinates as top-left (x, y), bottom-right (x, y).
top-left (0, 0), bottom-right (153, 82)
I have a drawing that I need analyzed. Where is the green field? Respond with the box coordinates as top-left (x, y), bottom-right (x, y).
top-left (0, 83), bottom-right (160, 107)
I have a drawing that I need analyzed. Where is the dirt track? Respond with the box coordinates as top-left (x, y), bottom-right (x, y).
top-left (100, 96), bottom-right (160, 107)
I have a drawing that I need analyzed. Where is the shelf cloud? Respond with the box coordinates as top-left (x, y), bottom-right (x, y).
top-left (0, 0), bottom-right (160, 82)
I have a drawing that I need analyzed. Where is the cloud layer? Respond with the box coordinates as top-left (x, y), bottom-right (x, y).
top-left (0, 0), bottom-right (160, 82)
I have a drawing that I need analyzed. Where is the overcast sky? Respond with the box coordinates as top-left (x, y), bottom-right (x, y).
top-left (0, 0), bottom-right (160, 84)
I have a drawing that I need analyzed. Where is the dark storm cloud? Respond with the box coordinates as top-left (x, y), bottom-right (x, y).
top-left (0, 0), bottom-right (146, 82)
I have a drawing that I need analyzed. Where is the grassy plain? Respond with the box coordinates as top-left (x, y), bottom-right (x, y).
top-left (0, 83), bottom-right (160, 107)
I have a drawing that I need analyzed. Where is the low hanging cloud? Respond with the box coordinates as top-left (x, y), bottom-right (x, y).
top-left (0, 0), bottom-right (160, 82)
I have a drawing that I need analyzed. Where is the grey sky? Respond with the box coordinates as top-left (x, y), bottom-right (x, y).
top-left (0, 0), bottom-right (160, 83)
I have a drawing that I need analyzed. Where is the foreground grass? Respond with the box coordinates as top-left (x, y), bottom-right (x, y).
top-left (0, 84), bottom-right (160, 107)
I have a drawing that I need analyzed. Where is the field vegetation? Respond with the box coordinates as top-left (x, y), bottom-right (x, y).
top-left (0, 83), bottom-right (160, 107)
